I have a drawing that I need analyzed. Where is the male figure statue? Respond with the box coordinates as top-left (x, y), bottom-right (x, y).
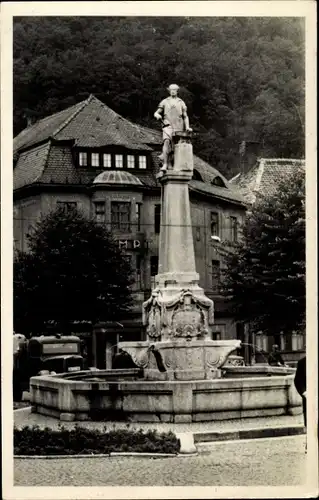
top-left (154, 84), bottom-right (192, 172)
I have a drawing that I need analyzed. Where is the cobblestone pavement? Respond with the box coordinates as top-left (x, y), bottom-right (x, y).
top-left (14, 407), bottom-right (303, 434)
top-left (14, 435), bottom-right (306, 486)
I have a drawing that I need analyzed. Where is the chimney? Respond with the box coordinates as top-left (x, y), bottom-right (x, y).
top-left (239, 141), bottom-right (262, 174)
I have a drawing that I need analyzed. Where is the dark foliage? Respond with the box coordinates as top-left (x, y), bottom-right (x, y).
top-left (14, 207), bottom-right (134, 334)
top-left (14, 425), bottom-right (180, 455)
top-left (14, 17), bottom-right (305, 178)
top-left (220, 167), bottom-right (305, 333)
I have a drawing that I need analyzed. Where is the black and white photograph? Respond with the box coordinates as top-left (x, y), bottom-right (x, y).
top-left (1, 1), bottom-right (317, 499)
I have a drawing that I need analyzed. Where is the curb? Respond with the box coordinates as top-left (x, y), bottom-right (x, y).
top-left (193, 425), bottom-right (306, 444)
top-left (14, 406), bottom-right (32, 413)
top-left (14, 452), bottom-right (178, 460)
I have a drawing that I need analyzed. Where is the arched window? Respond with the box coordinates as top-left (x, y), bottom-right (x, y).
top-left (192, 169), bottom-right (203, 181)
top-left (211, 176), bottom-right (227, 188)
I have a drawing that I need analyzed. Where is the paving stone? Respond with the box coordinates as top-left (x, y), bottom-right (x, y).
top-left (14, 435), bottom-right (307, 486)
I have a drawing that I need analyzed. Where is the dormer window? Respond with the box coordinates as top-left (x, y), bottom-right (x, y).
top-left (103, 153), bottom-right (111, 168)
top-left (139, 156), bottom-right (147, 169)
top-left (193, 169), bottom-right (203, 181)
top-left (76, 150), bottom-right (149, 170)
top-left (79, 152), bottom-right (87, 167)
top-left (127, 155), bottom-right (135, 169)
top-left (212, 176), bottom-right (226, 188)
top-left (115, 154), bottom-right (123, 168)
top-left (91, 153), bottom-right (99, 167)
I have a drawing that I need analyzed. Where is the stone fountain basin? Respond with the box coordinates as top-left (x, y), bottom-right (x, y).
top-left (118, 339), bottom-right (241, 381)
top-left (29, 368), bottom-right (303, 423)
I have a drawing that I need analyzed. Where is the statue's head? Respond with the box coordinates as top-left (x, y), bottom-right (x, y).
top-left (168, 84), bottom-right (179, 97)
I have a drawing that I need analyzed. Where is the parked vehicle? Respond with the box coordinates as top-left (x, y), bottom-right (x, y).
top-left (13, 334), bottom-right (87, 401)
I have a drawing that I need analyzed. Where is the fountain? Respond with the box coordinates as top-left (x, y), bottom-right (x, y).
top-left (118, 130), bottom-right (240, 381)
top-left (29, 86), bottom-right (303, 423)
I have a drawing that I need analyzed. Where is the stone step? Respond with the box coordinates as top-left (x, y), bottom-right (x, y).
top-left (193, 425), bottom-right (305, 443)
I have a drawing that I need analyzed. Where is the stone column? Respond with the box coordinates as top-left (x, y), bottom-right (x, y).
top-left (279, 331), bottom-right (285, 351)
top-left (105, 340), bottom-right (113, 369)
top-left (157, 136), bottom-right (199, 287)
top-left (142, 133), bottom-right (214, 344)
top-left (291, 331), bottom-right (298, 351)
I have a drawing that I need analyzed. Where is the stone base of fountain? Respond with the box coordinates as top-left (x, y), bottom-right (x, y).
top-left (29, 367), bottom-right (303, 423)
top-left (118, 339), bottom-right (241, 381)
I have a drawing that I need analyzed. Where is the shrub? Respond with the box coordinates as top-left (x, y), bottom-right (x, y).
top-left (14, 425), bottom-right (180, 455)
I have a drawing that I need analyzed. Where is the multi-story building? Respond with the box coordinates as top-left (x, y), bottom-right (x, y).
top-left (13, 94), bottom-right (247, 366)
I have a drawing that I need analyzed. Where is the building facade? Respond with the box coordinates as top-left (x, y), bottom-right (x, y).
top-left (14, 95), bottom-right (247, 366)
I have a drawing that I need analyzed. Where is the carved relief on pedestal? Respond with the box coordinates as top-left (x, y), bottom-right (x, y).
top-left (122, 347), bottom-right (150, 369)
top-left (142, 287), bottom-right (214, 341)
top-left (142, 288), bottom-right (165, 340)
top-left (205, 350), bottom-right (223, 369)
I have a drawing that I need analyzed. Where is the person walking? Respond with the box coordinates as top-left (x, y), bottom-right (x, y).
top-left (294, 356), bottom-right (307, 427)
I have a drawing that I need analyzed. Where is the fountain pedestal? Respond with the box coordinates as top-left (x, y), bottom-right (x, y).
top-left (119, 132), bottom-right (240, 379)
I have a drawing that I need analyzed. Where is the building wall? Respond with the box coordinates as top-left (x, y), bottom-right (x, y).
top-left (14, 195), bottom-right (42, 252)
top-left (14, 186), bottom-right (245, 341)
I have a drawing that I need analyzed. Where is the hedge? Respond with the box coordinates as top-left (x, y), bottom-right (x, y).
top-left (14, 425), bottom-right (181, 455)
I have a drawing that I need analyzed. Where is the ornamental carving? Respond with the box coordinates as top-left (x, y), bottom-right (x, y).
top-left (121, 347), bottom-right (150, 369)
top-left (142, 287), bottom-right (214, 341)
top-left (142, 288), bottom-right (165, 340)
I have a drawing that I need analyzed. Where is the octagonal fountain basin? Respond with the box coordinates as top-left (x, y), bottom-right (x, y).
top-left (30, 366), bottom-right (303, 423)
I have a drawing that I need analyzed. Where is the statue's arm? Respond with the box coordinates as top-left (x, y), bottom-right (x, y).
top-left (154, 108), bottom-right (162, 121)
top-left (181, 102), bottom-right (191, 131)
top-left (154, 101), bottom-right (164, 121)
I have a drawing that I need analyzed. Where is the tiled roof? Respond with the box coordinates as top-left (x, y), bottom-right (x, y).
top-left (13, 101), bottom-right (86, 153)
top-left (13, 142), bottom-right (51, 190)
top-left (40, 144), bottom-right (80, 184)
top-left (13, 95), bottom-right (245, 207)
top-left (192, 155), bottom-right (230, 186)
top-left (190, 180), bottom-right (246, 205)
top-left (14, 95), bottom-right (162, 154)
top-left (230, 158), bottom-right (305, 204)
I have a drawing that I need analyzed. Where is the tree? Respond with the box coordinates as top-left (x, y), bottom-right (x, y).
top-left (13, 17), bottom-right (305, 178)
top-left (220, 166), bottom-right (305, 334)
top-left (14, 207), bottom-right (134, 334)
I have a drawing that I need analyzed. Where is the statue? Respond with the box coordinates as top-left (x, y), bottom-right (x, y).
top-left (154, 84), bottom-right (192, 172)
top-left (142, 288), bottom-right (166, 339)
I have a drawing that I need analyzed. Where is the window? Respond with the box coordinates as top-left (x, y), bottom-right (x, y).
top-left (211, 260), bottom-right (221, 293)
top-left (135, 203), bottom-right (142, 231)
top-left (193, 169), bottom-right (203, 181)
top-left (115, 154), bottom-right (123, 168)
top-left (196, 226), bottom-right (201, 241)
top-left (230, 216), bottom-right (238, 242)
top-left (94, 201), bottom-right (106, 223)
top-left (150, 256), bottom-right (158, 288)
top-left (57, 201), bottom-right (77, 213)
top-left (210, 212), bottom-right (219, 236)
top-left (154, 204), bottom-right (161, 234)
top-left (111, 202), bottom-right (131, 231)
top-left (103, 154), bottom-right (112, 168)
top-left (211, 176), bottom-right (226, 187)
top-left (79, 152), bottom-right (87, 166)
top-left (127, 155), bottom-right (135, 169)
top-left (212, 324), bottom-right (225, 340)
top-left (91, 153), bottom-right (100, 167)
top-left (139, 155), bottom-right (147, 169)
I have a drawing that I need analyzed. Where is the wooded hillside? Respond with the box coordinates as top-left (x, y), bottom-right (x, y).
top-left (13, 17), bottom-right (305, 178)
